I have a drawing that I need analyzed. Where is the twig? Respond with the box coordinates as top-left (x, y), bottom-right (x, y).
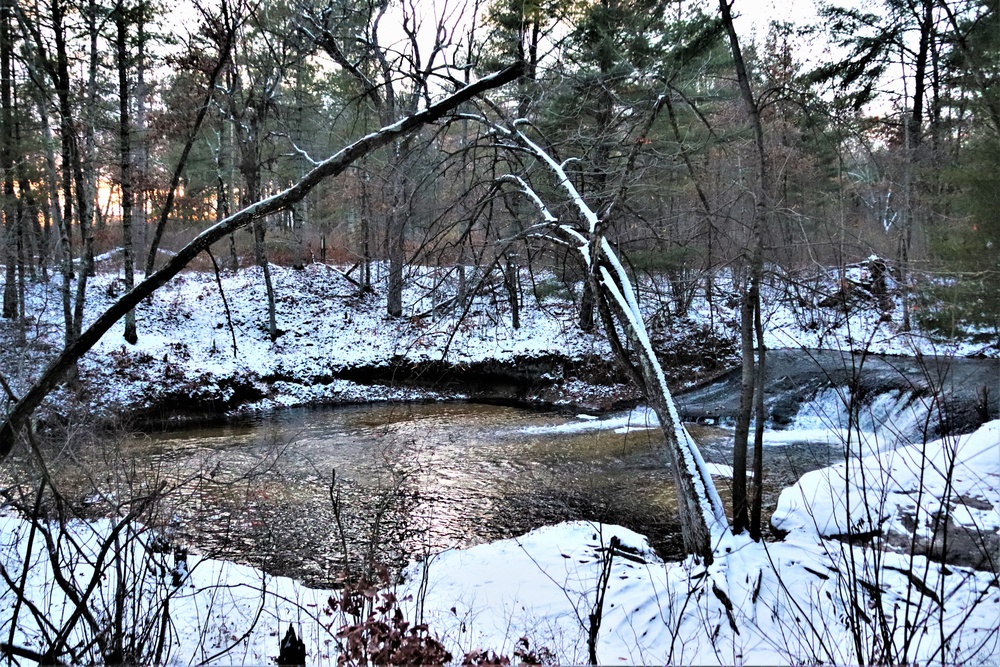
top-left (206, 247), bottom-right (239, 358)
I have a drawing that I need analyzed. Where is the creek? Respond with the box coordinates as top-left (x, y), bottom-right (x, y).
top-left (105, 402), bottom-right (844, 588)
top-left (28, 350), bottom-right (999, 587)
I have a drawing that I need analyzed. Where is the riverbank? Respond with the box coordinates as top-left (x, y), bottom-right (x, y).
top-left (2, 262), bottom-right (736, 430)
top-left (2, 260), bottom-right (995, 433)
top-left (2, 419), bottom-right (997, 665)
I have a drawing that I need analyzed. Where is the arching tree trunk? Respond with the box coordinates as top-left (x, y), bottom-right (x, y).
top-left (591, 254), bottom-right (726, 560)
top-left (501, 127), bottom-right (729, 561)
top-left (0, 61), bottom-right (524, 461)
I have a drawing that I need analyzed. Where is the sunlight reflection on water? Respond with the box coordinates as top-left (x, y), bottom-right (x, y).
top-left (100, 402), bottom-right (838, 586)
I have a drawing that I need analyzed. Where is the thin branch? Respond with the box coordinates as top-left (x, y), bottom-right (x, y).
top-left (0, 61), bottom-right (524, 461)
top-left (206, 248), bottom-right (239, 358)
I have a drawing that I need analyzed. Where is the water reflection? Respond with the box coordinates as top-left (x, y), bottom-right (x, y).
top-left (27, 403), bottom-right (837, 587)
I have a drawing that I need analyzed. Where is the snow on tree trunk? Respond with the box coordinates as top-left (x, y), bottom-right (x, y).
top-left (594, 248), bottom-right (728, 560)
top-left (499, 126), bottom-right (729, 562)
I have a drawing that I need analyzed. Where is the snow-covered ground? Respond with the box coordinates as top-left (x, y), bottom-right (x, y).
top-left (3, 263), bottom-right (622, 420)
top-left (3, 256), bottom-right (993, 427)
top-left (409, 419), bottom-right (1000, 665)
top-left (2, 259), bottom-right (998, 664)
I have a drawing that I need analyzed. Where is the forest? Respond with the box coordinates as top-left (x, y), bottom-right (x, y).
top-left (0, 0), bottom-right (999, 664)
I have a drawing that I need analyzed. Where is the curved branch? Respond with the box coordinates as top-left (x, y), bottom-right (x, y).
top-left (0, 61), bottom-right (524, 460)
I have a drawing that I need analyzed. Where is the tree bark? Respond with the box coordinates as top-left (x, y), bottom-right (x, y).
top-left (252, 215), bottom-right (278, 340)
top-left (719, 0), bottom-right (769, 537)
top-left (51, 0), bottom-right (89, 344)
top-left (385, 140), bottom-right (411, 317)
top-left (1, 0), bottom-right (17, 319)
top-left (116, 7), bottom-right (138, 344)
top-left (505, 254), bottom-right (520, 329)
top-left (898, 0), bottom-right (934, 333)
top-left (135, 7), bottom-right (149, 260)
top-left (591, 250), bottom-right (725, 561)
top-left (750, 294), bottom-right (766, 540)
top-left (733, 270), bottom-right (754, 532)
top-left (238, 119), bottom-right (279, 342)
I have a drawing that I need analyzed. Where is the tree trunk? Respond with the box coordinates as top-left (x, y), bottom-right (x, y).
top-left (899, 0), bottom-right (934, 334)
top-left (503, 123), bottom-right (729, 559)
top-left (48, 0), bottom-right (95, 343)
top-left (579, 281), bottom-right (595, 331)
top-left (242, 165), bottom-right (278, 340)
top-left (1, 0), bottom-right (17, 319)
top-left (385, 139), bottom-right (411, 318)
top-left (253, 216), bottom-right (279, 341)
top-left (52, 0), bottom-right (85, 345)
top-left (135, 4), bottom-right (149, 264)
top-left (83, 0), bottom-right (99, 246)
top-left (117, 8), bottom-right (138, 345)
top-left (733, 269), bottom-right (754, 533)
top-left (360, 168), bottom-right (372, 292)
top-left (505, 255), bottom-right (520, 329)
top-left (31, 82), bottom-right (72, 343)
top-left (15, 202), bottom-right (24, 320)
top-left (720, 0), bottom-right (769, 537)
top-left (750, 294), bottom-right (766, 540)
top-left (591, 253), bottom-right (725, 562)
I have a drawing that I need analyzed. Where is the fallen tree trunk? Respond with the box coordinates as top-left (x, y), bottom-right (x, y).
top-left (492, 123), bottom-right (729, 562)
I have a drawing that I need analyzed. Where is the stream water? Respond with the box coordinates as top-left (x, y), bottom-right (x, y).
top-left (6, 350), bottom-right (993, 586)
top-left (78, 402), bottom-right (844, 588)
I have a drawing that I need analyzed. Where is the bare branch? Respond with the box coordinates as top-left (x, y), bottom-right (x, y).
top-left (0, 61), bottom-right (524, 461)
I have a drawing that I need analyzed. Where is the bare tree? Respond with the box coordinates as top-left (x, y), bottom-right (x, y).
top-left (14, 0), bottom-right (97, 346)
top-left (0, 61), bottom-right (524, 461)
top-left (115, 0), bottom-right (138, 344)
top-left (481, 114), bottom-right (729, 562)
top-left (719, 0), bottom-right (769, 539)
top-left (144, 1), bottom-right (236, 277)
top-left (303, 0), bottom-right (471, 317)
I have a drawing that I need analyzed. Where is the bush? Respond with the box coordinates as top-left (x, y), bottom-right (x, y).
top-left (327, 567), bottom-right (452, 667)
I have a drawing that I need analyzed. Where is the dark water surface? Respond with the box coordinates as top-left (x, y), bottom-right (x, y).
top-left (104, 402), bottom-right (838, 587)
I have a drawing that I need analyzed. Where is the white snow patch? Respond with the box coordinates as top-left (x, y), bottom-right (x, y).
top-left (521, 407), bottom-right (658, 435)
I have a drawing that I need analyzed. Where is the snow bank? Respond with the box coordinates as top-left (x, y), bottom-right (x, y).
top-left (0, 515), bottom-right (332, 666)
top-left (772, 419), bottom-right (1000, 557)
top-left (4, 468), bottom-right (998, 666)
top-left (401, 514), bottom-right (999, 664)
